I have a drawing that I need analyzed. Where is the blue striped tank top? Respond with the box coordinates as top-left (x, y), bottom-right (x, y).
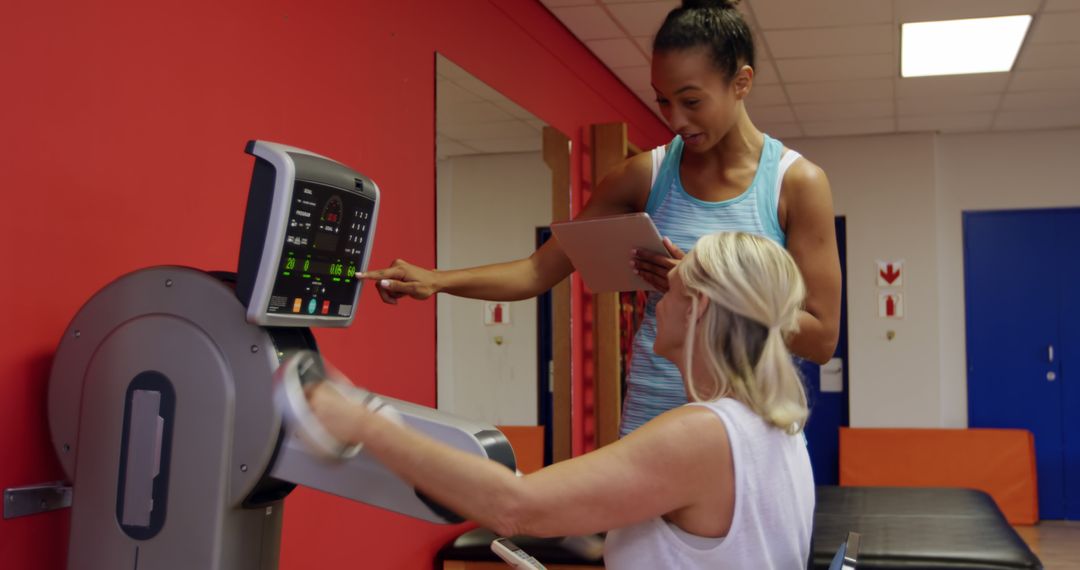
top-left (620, 133), bottom-right (801, 437)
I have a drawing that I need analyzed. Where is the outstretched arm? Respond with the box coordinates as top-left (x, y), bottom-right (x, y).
top-left (363, 152), bottom-right (654, 303)
top-left (308, 382), bottom-right (731, 538)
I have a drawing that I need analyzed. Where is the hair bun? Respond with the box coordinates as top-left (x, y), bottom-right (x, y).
top-left (682, 0), bottom-right (739, 10)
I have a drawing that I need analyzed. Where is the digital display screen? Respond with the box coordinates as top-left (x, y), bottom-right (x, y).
top-left (265, 180), bottom-right (375, 318)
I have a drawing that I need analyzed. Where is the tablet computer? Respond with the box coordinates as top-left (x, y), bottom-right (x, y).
top-left (550, 212), bottom-right (668, 293)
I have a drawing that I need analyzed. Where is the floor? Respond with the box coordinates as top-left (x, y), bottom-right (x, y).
top-left (1013, 521), bottom-right (1080, 569)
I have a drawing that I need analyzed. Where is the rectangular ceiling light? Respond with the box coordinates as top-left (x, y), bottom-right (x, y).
top-left (901, 15), bottom-right (1032, 78)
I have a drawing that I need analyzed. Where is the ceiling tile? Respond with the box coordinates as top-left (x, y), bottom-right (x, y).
top-left (586, 37), bottom-right (650, 68)
top-left (736, 2), bottom-right (759, 28)
top-left (751, 0), bottom-right (891, 30)
top-left (1028, 11), bottom-right (1080, 43)
top-left (538, 0), bottom-right (1080, 139)
top-left (896, 93), bottom-right (1001, 116)
top-left (454, 76), bottom-right (511, 102)
top-left (794, 100), bottom-right (893, 121)
top-left (775, 54), bottom-right (894, 83)
top-left (633, 35), bottom-right (655, 57)
top-left (801, 117), bottom-right (894, 137)
top-left (1045, 0), bottom-right (1080, 11)
top-left (551, 6), bottom-right (625, 40)
top-left (895, 73), bottom-right (1010, 98)
top-left (439, 120), bottom-right (538, 141)
top-left (606, 1), bottom-right (679, 37)
top-left (898, 113), bottom-right (994, 133)
top-left (785, 78), bottom-right (894, 103)
top-left (438, 81), bottom-right (483, 105)
top-left (436, 57), bottom-right (475, 81)
top-left (493, 99), bottom-right (538, 120)
top-left (634, 92), bottom-right (667, 120)
top-left (467, 136), bottom-right (545, 154)
top-left (764, 25), bottom-right (893, 59)
top-left (895, 0), bottom-right (1041, 23)
top-left (1001, 89), bottom-right (1080, 110)
top-left (1016, 42), bottom-right (1080, 69)
top-left (746, 84), bottom-right (789, 106)
top-left (757, 122), bottom-right (804, 138)
top-left (1009, 67), bottom-right (1080, 91)
top-left (611, 65), bottom-right (652, 93)
top-left (436, 137), bottom-right (479, 159)
top-left (994, 107), bottom-right (1080, 130)
top-left (754, 60), bottom-right (780, 84)
top-left (746, 104), bottom-right (797, 123)
top-left (437, 101), bottom-right (514, 129)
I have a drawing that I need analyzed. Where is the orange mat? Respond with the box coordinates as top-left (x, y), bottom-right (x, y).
top-left (839, 427), bottom-right (1039, 524)
top-left (496, 425), bottom-right (546, 475)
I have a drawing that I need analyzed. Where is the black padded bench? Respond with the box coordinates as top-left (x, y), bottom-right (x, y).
top-left (439, 486), bottom-right (1042, 569)
top-left (811, 486), bottom-right (1043, 570)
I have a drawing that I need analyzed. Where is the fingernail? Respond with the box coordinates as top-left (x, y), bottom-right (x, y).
top-left (380, 279), bottom-right (390, 287)
top-left (629, 261), bottom-right (636, 268)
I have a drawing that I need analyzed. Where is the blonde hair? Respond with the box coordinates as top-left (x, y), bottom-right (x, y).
top-left (676, 232), bottom-right (808, 434)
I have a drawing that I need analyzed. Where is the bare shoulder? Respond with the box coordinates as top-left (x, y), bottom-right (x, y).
top-left (629, 404), bottom-right (731, 458)
top-left (782, 154), bottom-right (830, 196)
top-left (779, 153), bottom-right (833, 227)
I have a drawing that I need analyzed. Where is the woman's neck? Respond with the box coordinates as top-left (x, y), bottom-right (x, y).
top-left (703, 105), bottom-right (763, 165)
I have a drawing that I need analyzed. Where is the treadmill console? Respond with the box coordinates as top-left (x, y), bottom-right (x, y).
top-left (237, 140), bottom-right (379, 327)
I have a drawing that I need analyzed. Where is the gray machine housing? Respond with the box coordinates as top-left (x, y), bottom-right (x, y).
top-left (44, 142), bottom-right (517, 570)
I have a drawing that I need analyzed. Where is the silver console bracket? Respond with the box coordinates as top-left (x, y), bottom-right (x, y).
top-left (3, 482), bottom-right (73, 519)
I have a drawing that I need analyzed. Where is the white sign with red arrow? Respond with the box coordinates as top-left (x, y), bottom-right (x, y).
top-left (877, 260), bottom-right (903, 288)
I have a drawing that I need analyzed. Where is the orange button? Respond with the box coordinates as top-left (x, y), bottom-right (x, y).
top-left (292, 298), bottom-right (302, 313)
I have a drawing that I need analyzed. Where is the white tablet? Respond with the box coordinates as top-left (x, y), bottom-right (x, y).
top-left (550, 213), bottom-right (668, 293)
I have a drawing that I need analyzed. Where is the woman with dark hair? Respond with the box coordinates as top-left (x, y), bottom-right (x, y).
top-left (308, 232), bottom-right (815, 568)
top-left (366, 0), bottom-right (841, 436)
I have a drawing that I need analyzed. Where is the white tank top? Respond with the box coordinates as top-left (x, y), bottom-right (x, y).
top-left (603, 398), bottom-right (815, 569)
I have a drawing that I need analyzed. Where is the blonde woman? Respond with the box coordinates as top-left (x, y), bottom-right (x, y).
top-left (307, 232), bottom-right (814, 569)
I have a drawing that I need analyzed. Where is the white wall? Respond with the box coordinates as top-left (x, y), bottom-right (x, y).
top-left (436, 152), bottom-right (552, 425)
top-left (790, 133), bottom-right (943, 427)
top-left (788, 127), bottom-right (1080, 428)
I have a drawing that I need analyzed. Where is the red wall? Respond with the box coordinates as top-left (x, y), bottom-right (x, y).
top-left (0, 1), bottom-right (670, 567)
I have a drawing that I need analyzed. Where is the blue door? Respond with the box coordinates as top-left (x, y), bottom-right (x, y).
top-left (964, 208), bottom-right (1080, 520)
top-left (802, 217), bottom-right (849, 485)
top-left (1061, 213), bottom-right (1080, 520)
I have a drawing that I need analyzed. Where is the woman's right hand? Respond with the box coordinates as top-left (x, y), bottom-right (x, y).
top-left (361, 259), bottom-right (439, 304)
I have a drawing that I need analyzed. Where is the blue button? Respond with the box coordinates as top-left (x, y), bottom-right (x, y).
top-left (307, 299), bottom-right (317, 314)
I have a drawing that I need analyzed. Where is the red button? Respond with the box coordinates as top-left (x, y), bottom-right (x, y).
top-left (321, 300), bottom-right (330, 315)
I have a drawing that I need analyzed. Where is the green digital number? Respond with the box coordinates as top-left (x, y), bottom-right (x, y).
top-left (303, 259), bottom-right (310, 272)
top-left (285, 257), bottom-right (296, 270)
top-left (347, 265), bottom-right (356, 278)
